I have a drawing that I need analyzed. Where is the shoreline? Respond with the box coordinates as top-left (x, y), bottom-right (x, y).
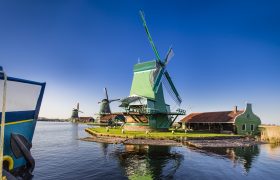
top-left (82, 128), bottom-right (264, 148)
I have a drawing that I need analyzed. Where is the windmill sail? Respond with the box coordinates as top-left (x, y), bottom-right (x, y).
top-left (164, 48), bottom-right (174, 65)
top-left (162, 71), bottom-right (182, 105)
top-left (139, 11), bottom-right (182, 106)
top-left (104, 88), bottom-right (109, 100)
top-left (109, 99), bottom-right (120, 103)
top-left (152, 65), bottom-right (165, 92)
top-left (139, 10), bottom-right (161, 61)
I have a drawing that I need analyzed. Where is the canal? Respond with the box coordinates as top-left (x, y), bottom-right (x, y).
top-left (31, 122), bottom-right (280, 180)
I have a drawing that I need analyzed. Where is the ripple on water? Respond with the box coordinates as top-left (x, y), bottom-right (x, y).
top-left (32, 122), bottom-right (280, 180)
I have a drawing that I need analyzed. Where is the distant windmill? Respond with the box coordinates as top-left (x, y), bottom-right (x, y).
top-left (71, 103), bottom-right (83, 119)
top-left (99, 88), bottom-right (120, 114)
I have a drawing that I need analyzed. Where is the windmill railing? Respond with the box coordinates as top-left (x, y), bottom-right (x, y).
top-left (176, 108), bottom-right (186, 115)
top-left (122, 107), bottom-right (186, 115)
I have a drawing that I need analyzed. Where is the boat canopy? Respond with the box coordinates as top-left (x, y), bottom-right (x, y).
top-left (0, 68), bottom-right (46, 122)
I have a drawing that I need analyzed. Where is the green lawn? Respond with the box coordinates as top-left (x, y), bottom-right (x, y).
top-left (87, 127), bottom-right (238, 139)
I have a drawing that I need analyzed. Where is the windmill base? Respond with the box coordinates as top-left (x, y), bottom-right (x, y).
top-left (123, 123), bottom-right (169, 132)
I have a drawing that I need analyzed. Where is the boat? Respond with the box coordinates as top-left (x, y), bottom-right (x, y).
top-left (0, 66), bottom-right (46, 179)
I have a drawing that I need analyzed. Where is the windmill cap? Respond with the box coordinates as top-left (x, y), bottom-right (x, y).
top-left (0, 66), bottom-right (3, 71)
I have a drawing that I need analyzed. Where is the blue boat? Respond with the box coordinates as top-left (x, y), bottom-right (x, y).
top-left (0, 66), bottom-right (45, 179)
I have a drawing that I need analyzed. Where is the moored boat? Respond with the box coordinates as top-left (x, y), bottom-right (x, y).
top-left (0, 66), bottom-right (45, 179)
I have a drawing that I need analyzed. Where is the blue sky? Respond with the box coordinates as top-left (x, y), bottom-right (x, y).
top-left (0, 0), bottom-right (279, 124)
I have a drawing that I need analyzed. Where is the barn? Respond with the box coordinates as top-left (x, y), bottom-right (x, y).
top-left (180, 103), bottom-right (261, 135)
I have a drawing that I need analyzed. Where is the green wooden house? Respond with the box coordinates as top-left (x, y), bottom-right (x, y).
top-left (180, 103), bottom-right (261, 135)
top-left (234, 103), bottom-right (261, 135)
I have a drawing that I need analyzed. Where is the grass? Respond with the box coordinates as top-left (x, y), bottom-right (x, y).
top-left (87, 127), bottom-right (238, 139)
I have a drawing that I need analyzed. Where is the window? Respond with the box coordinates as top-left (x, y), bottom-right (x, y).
top-left (242, 124), bottom-right (246, 131)
top-left (251, 124), bottom-right (254, 131)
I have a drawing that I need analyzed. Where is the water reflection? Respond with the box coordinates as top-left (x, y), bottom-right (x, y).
top-left (197, 146), bottom-right (260, 173)
top-left (71, 123), bottom-right (79, 139)
top-left (32, 122), bottom-right (280, 180)
top-left (108, 145), bottom-right (183, 179)
top-left (263, 143), bottom-right (280, 159)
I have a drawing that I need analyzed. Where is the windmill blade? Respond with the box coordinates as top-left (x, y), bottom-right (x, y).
top-left (164, 47), bottom-right (174, 65)
top-left (109, 99), bottom-right (120, 103)
top-left (149, 61), bottom-right (161, 86)
top-left (77, 103), bottom-right (79, 110)
top-left (139, 10), bottom-right (161, 61)
top-left (104, 88), bottom-right (109, 100)
top-left (78, 110), bottom-right (84, 113)
top-left (162, 71), bottom-right (182, 105)
top-left (153, 65), bottom-right (166, 93)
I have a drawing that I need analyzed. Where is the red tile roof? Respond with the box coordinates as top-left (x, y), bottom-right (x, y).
top-left (180, 110), bottom-right (244, 123)
top-left (100, 115), bottom-right (117, 121)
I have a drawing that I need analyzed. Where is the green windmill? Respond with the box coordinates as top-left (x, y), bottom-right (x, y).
top-left (120, 11), bottom-right (186, 131)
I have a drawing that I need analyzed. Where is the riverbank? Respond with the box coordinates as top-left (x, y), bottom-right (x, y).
top-left (82, 127), bottom-right (262, 147)
top-left (38, 118), bottom-right (68, 122)
top-left (185, 138), bottom-right (263, 148)
top-left (81, 136), bottom-right (182, 146)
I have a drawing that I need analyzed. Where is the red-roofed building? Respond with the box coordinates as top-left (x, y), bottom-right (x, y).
top-left (180, 104), bottom-right (261, 135)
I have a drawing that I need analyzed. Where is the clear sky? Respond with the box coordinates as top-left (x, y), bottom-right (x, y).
top-left (0, 0), bottom-right (279, 124)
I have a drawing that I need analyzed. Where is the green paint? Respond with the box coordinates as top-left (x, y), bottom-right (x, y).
top-left (235, 104), bottom-right (261, 135)
top-left (129, 62), bottom-right (170, 129)
top-left (139, 10), bottom-right (161, 61)
top-left (130, 61), bottom-right (156, 99)
top-left (133, 61), bottom-right (157, 72)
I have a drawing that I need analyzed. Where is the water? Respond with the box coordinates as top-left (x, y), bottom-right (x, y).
top-left (31, 122), bottom-right (280, 180)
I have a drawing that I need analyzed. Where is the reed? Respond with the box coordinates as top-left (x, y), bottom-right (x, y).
top-left (260, 125), bottom-right (280, 143)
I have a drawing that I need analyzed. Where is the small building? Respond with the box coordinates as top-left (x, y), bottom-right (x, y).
top-left (180, 103), bottom-right (261, 135)
top-left (100, 114), bottom-right (125, 124)
top-left (78, 117), bottom-right (95, 123)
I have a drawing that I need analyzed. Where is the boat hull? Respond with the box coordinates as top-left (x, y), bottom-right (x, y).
top-left (1, 74), bottom-right (45, 177)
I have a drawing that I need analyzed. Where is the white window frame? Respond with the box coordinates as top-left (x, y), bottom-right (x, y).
top-left (242, 124), bottom-right (246, 131)
top-left (251, 124), bottom-right (254, 131)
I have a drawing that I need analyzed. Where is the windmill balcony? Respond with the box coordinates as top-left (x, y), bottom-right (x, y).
top-left (123, 107), bottom-right (186, 115)
top-left (176, 109), bottom-right (186, 115)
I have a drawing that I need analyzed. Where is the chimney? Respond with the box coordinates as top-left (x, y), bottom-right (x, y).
top-left (245, 103), bottom-right (252, 113)
top-left (233, 106), bottom-right (238, 113)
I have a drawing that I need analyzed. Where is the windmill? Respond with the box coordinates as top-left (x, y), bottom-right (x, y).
top-left (119, 11), bottom-right (186, 131)
top-left (98, 88), bottom-right (122, 124)
top-left (99, 88), bottom-right (120, 114)
top-left (71, 103), bottom-right (83, 122)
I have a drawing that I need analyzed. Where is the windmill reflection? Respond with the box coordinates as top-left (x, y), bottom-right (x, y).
top-left (71, 123), bottom-right (79, 139)
top-left (111, 145), bottom-right (183, 179)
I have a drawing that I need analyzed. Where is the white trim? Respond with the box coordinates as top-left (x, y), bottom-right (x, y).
top-left (233, 111), bottom-right (244, 123)
top-left (250, 124), bottom-right (254, 131)
top-left (134, 69), bottom-right (155, 74)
